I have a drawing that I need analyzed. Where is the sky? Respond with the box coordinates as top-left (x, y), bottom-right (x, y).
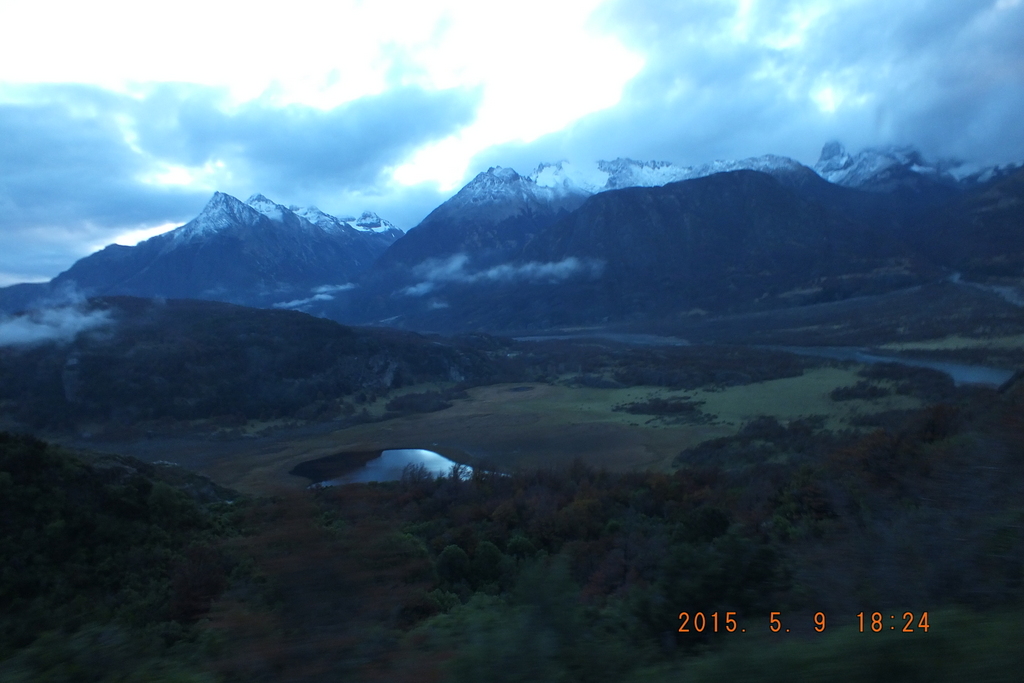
top-left (1, 0), bottom-right (1022, 285)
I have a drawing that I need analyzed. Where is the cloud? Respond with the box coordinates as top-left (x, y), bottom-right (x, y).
top-left (272, 283), bottom-right (357, 309)
top-left (313, 284), bottom-right (357, 295)
top-left (0, 305), bottom-right (111, 347)
top-left (0, 83), bottom-right (480, 281)
top-left (131, 83), bottom-right (481, 193)
top-left (402, 254), bottom-right (604, 295)
top-left (470, 0), bottom-right (1024, 174)
top-left (5, 0), bottom-right (1023, 289)
top-left (272, 294), bottom-right (335, 310)
top-left (402, 282), bottom-right (438, 297)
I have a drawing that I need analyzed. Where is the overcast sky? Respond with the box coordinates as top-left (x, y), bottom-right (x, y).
top-left (1, 0), bottom-right (1022, 284)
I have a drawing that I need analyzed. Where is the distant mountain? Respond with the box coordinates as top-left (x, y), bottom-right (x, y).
top-left (5, 143), bottom-right (1020, 336)
top-left (813, 140), bottom-right (1021, 194)
top-left (923, 166), bottom-right (1024, 279)
top-left (332, 169), bottom-right (946, 332)
top-left (372, 166), bottom-right (590, 274)
top-left (0, 193), bottom-right (403, 313)
top-left (378, 155), bottom-right (826, 266)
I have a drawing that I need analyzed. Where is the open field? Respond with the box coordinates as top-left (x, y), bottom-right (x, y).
top-left (876, 333), bottom-right (1024, 368)
top-left (62, 364), bottom-right (923, 494)
top-left (880, 333), bottom-right (1024, 351)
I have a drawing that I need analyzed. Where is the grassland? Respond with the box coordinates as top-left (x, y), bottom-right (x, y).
top-left (880, 333), bottom-right (1024, 351)
top-left (91, 363), bottom-right (922, 495)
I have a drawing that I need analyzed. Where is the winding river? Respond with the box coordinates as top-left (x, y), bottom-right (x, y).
top-left (768, 346), bottom-right (1017, 387)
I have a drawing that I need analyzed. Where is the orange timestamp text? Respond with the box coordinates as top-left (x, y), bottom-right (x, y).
top-left (677, 611), bottom-right (930, 634)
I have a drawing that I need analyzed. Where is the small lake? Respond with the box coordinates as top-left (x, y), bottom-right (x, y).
top-left (293, 448), bottom-right (471, 487)
top-left (769, 346), bottom-right (1017, 387)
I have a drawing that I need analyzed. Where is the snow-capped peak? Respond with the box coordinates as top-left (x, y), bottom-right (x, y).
top-left (451, 166), bottom-right (533, 205)
top-left (245, 193), bottom-right (289, 222)
top-left (171, 192), bottom-right (263, 244)
top-left (813, 141), bottom-right (957, 188)
top-left (530, 155), bottom-right (812, 194)
top-left (351, 211), bottom-right (401, 234)
top-left (290, 205), bottom-right (402, 235)
top-left (530, 160), bottom-right (608, 194)
top-left (449, 156), bottom-right (819, 213)
top-left (291, 205), bottom-right (341, 231)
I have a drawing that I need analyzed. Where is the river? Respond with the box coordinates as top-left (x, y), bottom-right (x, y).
top-left (766, 346), bottom-right (1016, 387)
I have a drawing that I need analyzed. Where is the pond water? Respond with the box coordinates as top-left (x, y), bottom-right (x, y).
top-left (770, 346), bottom-right (1016, 387)
top-left (316, 449), bottom-right (470, 486)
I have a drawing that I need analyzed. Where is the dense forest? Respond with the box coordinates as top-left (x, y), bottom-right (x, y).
top-left (3, 365), bottom-right (1023, 681)
top-left (0, 296), bottom-right (822, 436)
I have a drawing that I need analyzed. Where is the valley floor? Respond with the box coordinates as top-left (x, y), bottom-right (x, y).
top-left (62, 361), bottom-right (939, 494)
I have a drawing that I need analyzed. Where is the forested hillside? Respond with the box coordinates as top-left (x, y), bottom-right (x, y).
top-left (3, 371), bottom-right (1022, 680)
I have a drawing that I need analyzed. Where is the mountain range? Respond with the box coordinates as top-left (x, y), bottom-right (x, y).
top-left (2, 142), bottom-right (1021, 334)
top-left (0, 194), bottom-right (403, 312)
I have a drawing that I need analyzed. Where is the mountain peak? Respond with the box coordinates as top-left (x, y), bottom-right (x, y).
top-left (352, 211), bottom-right (402, 234)
top-left (818, 140), bottom-right (847, 162)
top-left (487, 166), bottom-right (521, 182)
top-left (245, 193), bottom-right (288, 222)
top-left (450, 166), bottom-right (533, 206)
top-left (172, 192), bottom-right (263, 243)
top-left (530, 160), bottom-right (607, 194)
top-left (813, 142), bottom-right (956, 190)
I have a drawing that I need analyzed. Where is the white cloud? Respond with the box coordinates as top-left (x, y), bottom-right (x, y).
top-left (0, 305), bottom-right (111, 347)
top-left (1, 1), bottom-right (643, 194)
top-left (272, 293), bottom-right (337, 310)
top-left (271, 284), bottom-right (355, 309)
top-left (402, 253), bottom-right (604, 295)
top-left (108, 222), bottom-right (180, 247)
top-left (312, 284), bottom-right (356, 295)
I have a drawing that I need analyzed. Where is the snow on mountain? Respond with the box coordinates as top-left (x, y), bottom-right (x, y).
top-left (171, 192), bottom-right (265, 244)
top-left (291, 205), bottom-right (346, 232)
top-left (452, 156), bottom-right (808, 213)
top-left (527, 146), bottom-right (1024, 201)
top-left (291, 205), bottom-right (402, 236)
top-left (947, 160), bottom-right (1024, 185)
top-left (350, 211), bottom-right (403, 235)
top-left (165, 192), bottom-right (402, 251)
top-left (246, 193), bottom-right (289, 222)
top-left (449, 166), bottom-right (539, 206)
top-left (528, 155), bottom-right (814, 197)
top-left (530, 160), bottom-right (609, 195)
top-left (813, 141), bottom-right (957, 188)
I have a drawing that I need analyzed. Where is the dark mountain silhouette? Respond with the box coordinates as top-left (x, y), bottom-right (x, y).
top-left (3, 144), bottom-right (1019, 336)
top-left (339, 169), bottom-right (952, 332)
top-left (0, 193), bottom-right (402, 313)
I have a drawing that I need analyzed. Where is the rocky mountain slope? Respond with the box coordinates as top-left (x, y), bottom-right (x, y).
top-left (3, 142), bottom-right (1020, 335)
top-left (0, 193), bottom-right (403, 313)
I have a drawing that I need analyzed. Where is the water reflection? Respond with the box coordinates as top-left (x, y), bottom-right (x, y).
top-left (769, 346), bottom-right (1016, 387)
top-left (318, 449), bottom-right (470, 486)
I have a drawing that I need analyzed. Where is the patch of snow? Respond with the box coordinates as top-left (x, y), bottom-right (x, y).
top-left (246, 193), bottom-right (286, 222)
top-left (813, 141), bottom-right (972, 188)
top-left (450, 156), bottom-right (817, 214)
top-left (170, 192), bottom-right (264, 245)
top-left (530, 160), bottom-right (609, 195)
top-left (352, 211), bottom-right (402, 234)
